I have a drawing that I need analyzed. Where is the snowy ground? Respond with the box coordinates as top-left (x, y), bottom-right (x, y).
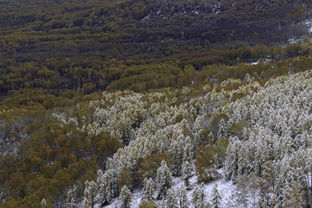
top-left (102, 169), bottom-right (237, 208)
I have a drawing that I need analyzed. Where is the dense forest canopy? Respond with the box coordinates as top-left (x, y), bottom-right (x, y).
top-left (1, 0), bottom-right (312, 98)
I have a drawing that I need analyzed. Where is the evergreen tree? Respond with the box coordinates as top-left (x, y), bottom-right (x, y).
top-left (211, 184), bottom-right (221, 208)
top-left (183, 136), bottom-right (193, 162)
top-left (111, 170), bottom-right (119, 197)
top-left (98, 171), bottom-right (112, 205)
top-left (217, 119), bottom-right (227, 139)
top-left (178, 185), bottom-right (189, 208)
top-left (182, 160), bottom-right (193, 189)
top-left (208, 132), bottom-right (215, 145)
top-left (224, 139), bottom-right (239, 180)
top-left (120, 185), bottom-right (132, 208)
top-left (171, 136), bottom-right (184, 176)
top-left (83, 180), bottom-right (97, 208)
top-left (165, 188), bottom-right (178, 208)
top-left (66, 186), bottom-right (77, 208)
top-left (237, 146), bottom-right (247, 177)
top-left (234, 188), bottom-right (248, 208)
top-left (41, 198), bottom-right (47, 208)
top-left (142, 178), bottom-right (155, 201)
top-left (192, 183), bottom-right (205, 208)
top-left (258, 192), bottom-right (268, 208)
top-left (156, 160), bottom-right (173, 199)
top-left (244, 73), bottom-right (252, 82)
top-left (193, 132), bottom-right (201, 151)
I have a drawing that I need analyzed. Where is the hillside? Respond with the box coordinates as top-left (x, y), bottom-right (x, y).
top-left (1, 56), bottom-right (312, 207)
top-left (1, 0), bottom-right (312, 207)
top-left (1, 0), bottom-right (312, 97)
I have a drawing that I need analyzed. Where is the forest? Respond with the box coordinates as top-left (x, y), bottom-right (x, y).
top-left (1, 0), bottom-right (312, 207)
top-left (1, 0), bottom-right (312, 97)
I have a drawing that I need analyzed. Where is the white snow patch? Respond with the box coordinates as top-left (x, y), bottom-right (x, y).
top-left (171, 173), bottom-right (236, 208)
top-left (130, 190), bottom-right (143, 208)
top-left (249, 58), bottom-right (272, 66)
top-left (204, 178), bottom-right (236, 207)
top-left (304, 19), bottom-right (312, 33)
top-left (250, 60), bottom-right (260, 65)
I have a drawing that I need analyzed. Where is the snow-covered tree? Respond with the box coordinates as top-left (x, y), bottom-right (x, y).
top-left (54, 70), bottom-right (312, 207)
top-left (244, 73), bottom-right (252, 82)
top-left (182, 160), bottom-right (193, 188)
top-left (192, 183), bottom-right (206, 208)
top-left (183, 136), bottom-right (193, 162)
top-left (0, 187), bottom-right (4, 204)
top-left (165, 188), bottom-right (178, 208)
top-left (211, 185), bottom-right (221, 208)
top-left (170, 136), bottom-right (184, 176)
top-left (97, 170), bottom-right (113, 205)
top-left (234, 188), bottom-right (248, 208)
top-left (110, 170), bottom-right (119, 197)
top-left (83, 180), bottom-right (97, 208)
top-left (224, 138), bottom-right (240, 180)
top-left (142, 178), bottom-right (155, 201)
top-left (41, 198), bottom-right (47, 208)
top-left (178, 185), bottom-right (189, 208)
top-left (156, 160), bottom-right (173, 199)
top-left (217, 119), bottom-right (227, 139)
top-left (66, 186), bottom-right (77, 208)
top-left (119, 185), bottom-right (132, 208)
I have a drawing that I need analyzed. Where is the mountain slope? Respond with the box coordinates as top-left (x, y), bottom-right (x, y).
top-left (0, 0), bottom-right (311, 63)
top-left (53, 70), bottom-right (312, 208)
top-left (1, 1), bottom-right (312, 207)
